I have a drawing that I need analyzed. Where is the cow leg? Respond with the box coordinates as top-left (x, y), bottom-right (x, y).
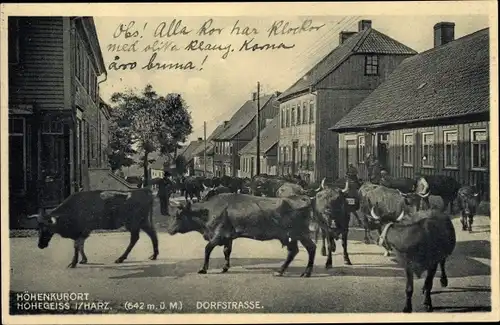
top-left (325, 232), bottom-right (335, 269)
top-left (299, 236), bottom-right (316, 278)
top-left (352, 211), bottom-right (363, 228)
top-left (468, 215), bottom-right (473, 233)
top-left (78, 238), bottom-right (88, 264)
top-left (342, 229), bottom-right (352, 265)
top-left (321, 230), bottom-right (327, 257)
top-left (141, 224), bottom-right (159, 261)
top-left (115, 230), bottom-right (140, 263)
top-left (222, 239), bottom-right (233, 273)
top-left (461, 212), bottom-right (467, 231)
top-left (423, 263), bottom-right (438, 312)
top-left (68, 239), bottom-right (81, 268)
top-left (403, 267), bottom-right (414, 313)
top-left (275, 240), bottom-right (299, 276)
top-left (198, 238), bottom-right (220, 274)
top-left (439, 259), bottom-right (448, 288)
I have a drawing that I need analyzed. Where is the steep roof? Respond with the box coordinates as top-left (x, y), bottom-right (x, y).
top-left (239, 116), bottom-right (279, 155)
top-left (278, 28), bottom-right (417, 101)
top-left (214, 94), bottom-right (278, 141)
top-left (179, 140), bottom-right (204, 163)
top-left (331, 28), bottom-right (490, 132)
top-left (193, 123), bottom-right (227, 157)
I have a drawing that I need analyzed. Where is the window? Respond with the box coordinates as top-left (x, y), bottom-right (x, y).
top-left (302, 102), bottom-right (308, 124)
top-left (421, 132), bottom-right (435, 167)
top-left (8, 18), bottom-right (20, 64)
top-left (280, 147), bottom-right (284, 163)
top-left (291, 105), bottom-right (296, 126)
top-left (9, 117), bottom-right (26, 193)
top-left (358, 136), bottom-right (365, 163)
top-left (286, 105), bottom-right (290, 127)
top-left (309, 101), bottom-right (315, 123)
top-left (365, 55), bottom-right (379, 76)
top-left (229, 142), bottom-right (233, 154)
top-left (471, 129), bottom-right (488, 169)
top-left (42, 118), bottom-right (64, 135)
top-left (281, 108), bottom-right (285, 128)
top-left (403, 133), bottom-right (414, 166)
top-left (444, 130), bottom-right (458, 168)
top-left (296, 104), bottom-right (301, 125)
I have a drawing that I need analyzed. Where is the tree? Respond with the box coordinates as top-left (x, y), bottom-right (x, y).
top-left (108, 84), bottom-right (193, 185)
top-left (175, 155), bottom-right (188, 175)
top-left (108, 107), bottom-right (136, 172)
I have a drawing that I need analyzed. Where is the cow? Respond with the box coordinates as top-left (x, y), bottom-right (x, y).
top-left (27, 188), bottom-right (159, 268)
top-left (167, 193), bottom-right (316, 277)
top-left (202, 184), bottom-right (232, 201)
top-left (457, 185), bottom-right (481, 232)
top-left (415, 174), bottom-right (461, 212)
top-left (368, 206), bottom-right (456, 313)
top-left (313, 184), bottom-right (351, 268)
top-left (358, 183), bottom-right (420, 256)
top-left (183, 176), bottom-right (205, 202)
top-left (379, 172), bottom-right (417, 195)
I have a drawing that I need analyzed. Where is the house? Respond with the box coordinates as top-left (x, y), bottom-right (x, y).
top-left (277, 19), bottom-right (417, 183)
top-left (239, 116), bottom-right (279, 177)
top-left (213, 92), bottom-right (281, 177)
top-left (192, 123), bottom-right (227, 177)
top-left (330, 24), bottom-right (490, 198)
top-left (8, 16), bottom-right (107, 225)
top-left (179, 138), bottom-right (205, 176)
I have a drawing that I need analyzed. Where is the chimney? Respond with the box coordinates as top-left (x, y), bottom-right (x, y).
top-left (223, 120), bottom-right (229, 126)
top-left (358, 20), bottom-right (372, 32)
top-left (197, 137), bottom-right (202, 141)
top-left (275, 91), bottom-right (282, 97)
top-left (339, 31), bottom-right (356, 44)
top-left (434, 22), bottom-right (455, 47)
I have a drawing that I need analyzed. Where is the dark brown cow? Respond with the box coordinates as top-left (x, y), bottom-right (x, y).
top-left (167, 193), bottom-right (316, 277)
top-left (313, 184), bottom-right (351, 268)
top-left (27, 188), bottom-right (159, 268)
top-left (457, 185), bottom-right (481, 232)
top-left (369, 208), bottom-right (456, 313)
top-left (415, 175), bottom-right (461, 212)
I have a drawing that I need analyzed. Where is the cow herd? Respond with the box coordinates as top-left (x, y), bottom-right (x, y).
top-left (27, 172), bottom-right (482, 313)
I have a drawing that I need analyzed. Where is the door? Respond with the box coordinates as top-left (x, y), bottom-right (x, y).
top-left (346, 139), bottom-right (357, 170)
top-left (377, 132), bottom-right (390, 172)
top-left (40, 134), bottom-right (66, 207)
top-left (292, 141), bottom-right (298, 175)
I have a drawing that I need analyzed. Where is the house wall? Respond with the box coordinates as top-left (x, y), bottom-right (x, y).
top-left (338, 121), bottom-right (490, 198)
top-left (278, 93), bottom-right (317, 181)
top-left (278, 53), bottom-right (413, 183)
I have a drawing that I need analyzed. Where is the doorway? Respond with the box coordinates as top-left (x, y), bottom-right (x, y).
top-left (377, 132), bottom-right (390, 172)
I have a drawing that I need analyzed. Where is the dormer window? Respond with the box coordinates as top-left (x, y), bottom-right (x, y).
top-left (365, 55), bottom-right (379, 76)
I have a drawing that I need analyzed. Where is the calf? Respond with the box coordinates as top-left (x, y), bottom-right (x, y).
top-left (27, 188), bottom-right (159, 268)
top-left (369, 208), bottom-right (456, 313)
top-left (457, 185), bottom-right (481, 232)
top-left (168, 193), bottom-right (316, 277)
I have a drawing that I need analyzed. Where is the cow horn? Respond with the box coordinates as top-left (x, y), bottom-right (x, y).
top-left (341, 180), bottom-right (348, 193)
top-left (370, 207), bottom-right (380, 220)
top-left (474, 193), bottom-right (479, 197)
top-left (51, 217), bottom-right (57, 225)
top-left (418, 191), bottom-right (430, 198)
top-left (397, 190), bottom-right (408, 198)
top-left (26, 214), bottom-right (39, 219)
top-left (203, 183), bottom-right (209, 190)
top-left (396, 210), bottom-right (405, 222)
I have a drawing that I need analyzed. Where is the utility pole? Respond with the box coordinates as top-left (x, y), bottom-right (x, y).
top-left (204, 121), bottom-right (207, 177)
top-left (256, 82), bottom-right (261, 176)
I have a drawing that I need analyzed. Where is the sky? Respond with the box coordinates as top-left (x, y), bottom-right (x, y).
top-left (94, 14), bottom-right (489, 143)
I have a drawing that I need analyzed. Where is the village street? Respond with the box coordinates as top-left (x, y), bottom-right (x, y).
top-left (9, 196), bottom-right (491, 314)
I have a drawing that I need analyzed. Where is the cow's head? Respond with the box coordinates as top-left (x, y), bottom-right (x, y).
top-left (167, 201), bottom-right (208, 235)
top-left (458, 187), bottom-right (480, 218)
top-left (397, 190), bottom-right (420, 211)
top-left (366, 199), bottom-right (406, 225)
top-left (27, 210), bottom-right (58, 249)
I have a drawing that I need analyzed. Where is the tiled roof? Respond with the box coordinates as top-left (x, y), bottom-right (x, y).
top-left (192, 123), bottom-right (227, 157)
top-left (214, 94), bottom-right (278, 141)
top-left (331, 28), bottom-right (490, 132)
top-left (239, 116), bottom-right (279, 155)
top-left (278, 28), bottom-right (417, 101)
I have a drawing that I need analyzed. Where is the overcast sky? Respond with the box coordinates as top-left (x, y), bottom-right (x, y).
top-left (94, 14), bottom-right (489, 143)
